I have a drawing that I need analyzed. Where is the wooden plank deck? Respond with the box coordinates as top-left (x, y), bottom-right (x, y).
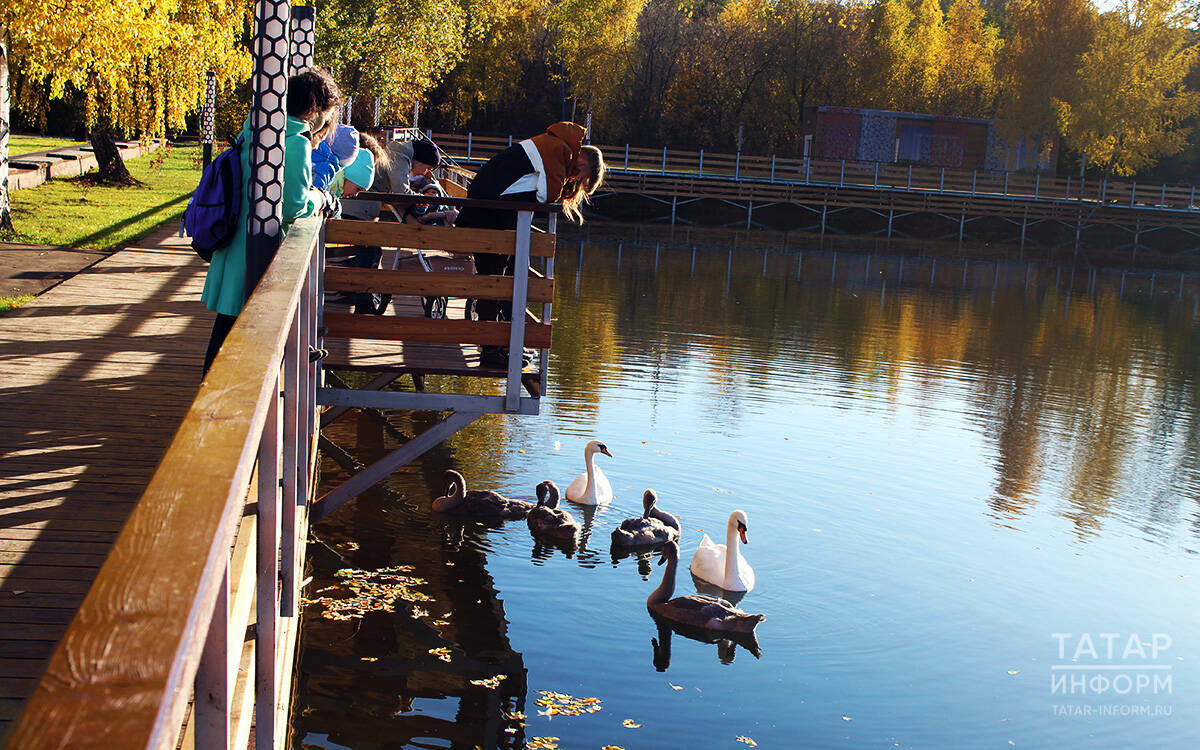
top-left (0, 226), bottom-right (210, 735)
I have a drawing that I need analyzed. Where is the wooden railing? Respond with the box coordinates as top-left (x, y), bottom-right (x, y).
top-left (433, 132), bottom-right (1199, 213)
top-left (312, 193), bottom-right (558, 520)
top-left (5, 217), bottom-right (325, 750)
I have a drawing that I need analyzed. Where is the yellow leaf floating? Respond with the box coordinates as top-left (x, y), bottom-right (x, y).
top-left (842, 716), bottom-right (853, 721)
top-left (603, 746), bottom-right (626, 750)
top-left (309, 566), bottom-right (431, 622)
top-left (527, 737), bottom-right (560, 750)
top-left (428, 647), bottom-right (452, 662)
top-left (669, 683), bottom-right (684, 691)
top-left (360, 657), bottom-right (378, 662)
top-left (736, 737), bottom-right (758, 747)
top-left (534, 690), bottom-right (603, 717)
top-left (469, 674), bottom-right (507, 689)
top-left (1008, 670), bottom-right (1020, 675)
top-left (622, 718), bottom-right (642, 728)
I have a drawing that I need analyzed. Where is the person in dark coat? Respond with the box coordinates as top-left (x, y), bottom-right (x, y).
top-left (456, 121), bottom-right (606, 367)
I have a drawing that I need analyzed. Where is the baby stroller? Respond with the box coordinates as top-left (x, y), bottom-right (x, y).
top-left (415, 247), bottom-right (475, 320)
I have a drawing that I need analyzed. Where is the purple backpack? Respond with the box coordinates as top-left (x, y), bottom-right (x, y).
top-left (182, 136), bottom-right (244, 262)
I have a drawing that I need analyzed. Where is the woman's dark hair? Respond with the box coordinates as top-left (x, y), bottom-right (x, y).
top-left (286, 69), bottom-right (343, 129)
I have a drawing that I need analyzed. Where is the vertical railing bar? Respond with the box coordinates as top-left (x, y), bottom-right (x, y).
top-left (624, 144), bottom-right (629, 170)
top-left (506, 211), bottom-right (533, 411)
top-left (255, 373), bottom-right (281, 750)
top-left (194, 564), bottom-right (231, 750)
top-left (279, 310), bottom-right (300, 617)
top-left (297, 257), bottom-right (311, 500)
top-left (540, 214), bottom-right (556, 399)
top-left (698, 149), bottom-right (704, 177)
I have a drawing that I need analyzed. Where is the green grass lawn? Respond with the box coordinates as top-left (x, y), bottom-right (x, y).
top-left (9, 134), bottom-right (83, 156)
top-left (0, 294), bottom-right (35, 315)
top-left (3, 143), bottom-right (200, 252)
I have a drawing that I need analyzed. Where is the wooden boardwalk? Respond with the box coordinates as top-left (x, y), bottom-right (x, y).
top-left (0, 226), bottom-right (209, 734)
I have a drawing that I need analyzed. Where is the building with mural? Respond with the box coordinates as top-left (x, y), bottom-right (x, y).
top-left (800, 106), bottom-right (1056, 174)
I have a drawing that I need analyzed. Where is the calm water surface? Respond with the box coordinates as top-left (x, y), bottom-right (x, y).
top-left (295, 235), bottom-right (1200, 749)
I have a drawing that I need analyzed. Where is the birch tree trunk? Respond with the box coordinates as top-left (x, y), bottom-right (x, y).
top-left (1, 24), bottom-right (13, 231)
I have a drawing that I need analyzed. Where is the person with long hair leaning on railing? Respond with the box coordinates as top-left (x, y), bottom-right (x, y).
top-left (200, 69), bottom-right (344, 375)
top-left (455, 121), bottom-right (606, 368)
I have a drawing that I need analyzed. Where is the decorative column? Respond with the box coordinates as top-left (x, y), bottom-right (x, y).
top-left (373, 96), bottom-right (380, 128)
top-left (411, 101), bottom-right (420, 129)
top-left (344, 95), bottom-right (353, 125)
top-left (244, 0), bottom-right (292, 306)
top-left (201, 71), bottom-right (217, 168)
top-left (289, 5), bottom-right (315, 74)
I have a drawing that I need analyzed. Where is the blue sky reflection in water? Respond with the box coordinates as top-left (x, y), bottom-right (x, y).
top-left (295, 237), bottom-right (1200, 749)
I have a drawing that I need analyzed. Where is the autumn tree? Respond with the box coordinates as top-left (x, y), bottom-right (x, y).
top-left (936, 0), bottom-right (1001, 117)
top-left (3, 0), bottom-right (249, 192)
top-left (1056, 0), bottom-right (1199, 176)
top-left (314, 0), bottom-right (469, 124)
top-left (551, 0), bottom-right (647, 129)
top-left (996, 0), bottom-right (1098, 164)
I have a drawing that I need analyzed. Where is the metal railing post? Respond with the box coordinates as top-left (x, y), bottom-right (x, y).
top-left (840, 160), bottom-right (845, 187)
top-left (1100, 179), bottom-right (1107, 204)
top-left (1130, 181), bottom-right (1136, 207)
top-left (805, 158), bottom-right (811, 184)
top-left (1003, 172), bottom-right (1009, 196)
top-left (770, 155), bottom-right (776, 183)
top-left (1161, 183), bottom-right (1167, 207)
top-left (661, 147), bottom-right (667, 175)
top-left (279, 310), bottom-right (300, 617)
top-left (907, 165), bottom-right (912, 190)
top-left (940, 168), bottom-right (945, 192)
top-left (194, 566), bottom-right (231, 749)
top-left (506, 211), bottom-right (533, 411)
top-left (255, 374), bottom-right (281, 750)
top-left (971, 170), bottom-right (977, 195)
top-left (624, 144), bottom-right (629, 170)
top-left (698, 149), bottom-right (704, 176)
top-left (1065, 176), bottom-right (1071, 199)
top-left (1035, 173), bottom-right (1040, 200)
top-left (467, 132), bottom-right (472, 161)
top-left (874, 162), bottom-right (879, 188)
top-left (540, 214), bottom-right (555, 398)
top-left (735, 150), bottom-right (740, 179)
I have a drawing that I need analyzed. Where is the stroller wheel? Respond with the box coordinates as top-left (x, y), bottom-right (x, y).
top-left (423, 295), bottom-right (448, 319)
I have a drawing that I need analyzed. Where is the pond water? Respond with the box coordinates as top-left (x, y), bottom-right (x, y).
top-left (294, 234), bottom-right (1200, 749)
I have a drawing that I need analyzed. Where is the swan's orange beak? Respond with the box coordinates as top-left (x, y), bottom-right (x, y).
top-left (737, 521), bottom-right (748, 545)
top-left (600, 446), bottom-right (613, 457)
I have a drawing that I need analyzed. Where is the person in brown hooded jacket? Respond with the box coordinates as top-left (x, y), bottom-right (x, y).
top-left (456, 121), bottom-right (606, 367)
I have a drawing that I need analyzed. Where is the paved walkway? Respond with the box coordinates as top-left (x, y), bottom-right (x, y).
top-left (0, 225), bottom-right (209, 730)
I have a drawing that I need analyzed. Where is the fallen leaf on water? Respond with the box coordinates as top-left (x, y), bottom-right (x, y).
top-left (713, 487), bottom-right (732, 494)
top-left (842, 716), bottom-right (853, 721)
top-left (411, 607), bottom-right (429, 619)
top-left (622, 719), bottom-right (642, 728)
top-left (1007, 670), bottom-right (1020, 675)
top-left (469, 675), bottom-right (507, 689)
top-left (534, 690), bottom-right (603, 717)
top-left (428, 647), bottom-right (452, 662)
top-left (736, 737), bottom-right (758, 747)
top-left (669, 683), bottom-right (684, 691)
top-left (603, 746), bottom-right (625, 750)
top-left (360, 657), bottom-right (378, 662)
top-left (527, 737), bottom-right (559, 750)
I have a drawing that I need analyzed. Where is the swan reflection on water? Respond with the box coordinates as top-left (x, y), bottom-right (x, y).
top-left (609, 545), bottom-right (658, 578)
top-left (690, 573), bottom-right (749, 606)
top-left (650, 614), bottom-right (763, 671)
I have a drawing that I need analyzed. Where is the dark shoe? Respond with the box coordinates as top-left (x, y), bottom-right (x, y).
top-left (481, 346), bottom-right (508, 368)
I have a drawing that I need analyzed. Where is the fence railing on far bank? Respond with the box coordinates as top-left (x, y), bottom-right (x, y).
top-left (432, 132), bottom-right (1199, 214)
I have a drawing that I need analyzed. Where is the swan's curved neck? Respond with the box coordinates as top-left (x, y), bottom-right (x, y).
top-left (647, 555), bottom-right (677, 606)
top-left (584, 450), bottom-right (596, 492)
top-left (433, 481), bottom-right (464, 512)
top-left (723, 519), bottom-right (741, 586)
top-left (649, 506), bottom-right (680, 532)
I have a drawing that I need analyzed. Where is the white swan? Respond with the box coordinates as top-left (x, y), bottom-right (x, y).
top-left (689, 510), bottom-right (755, 592)
top-left (565, 439), bottom-right (613, 505)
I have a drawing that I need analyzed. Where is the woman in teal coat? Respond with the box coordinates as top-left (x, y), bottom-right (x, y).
top-left (202, 70), bottom-right (343, 374)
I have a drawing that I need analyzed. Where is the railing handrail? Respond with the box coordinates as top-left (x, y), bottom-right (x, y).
top-left (356, 191), bottom-right (563, 214)
top-left (5, 217), bottom-right (324, 750)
